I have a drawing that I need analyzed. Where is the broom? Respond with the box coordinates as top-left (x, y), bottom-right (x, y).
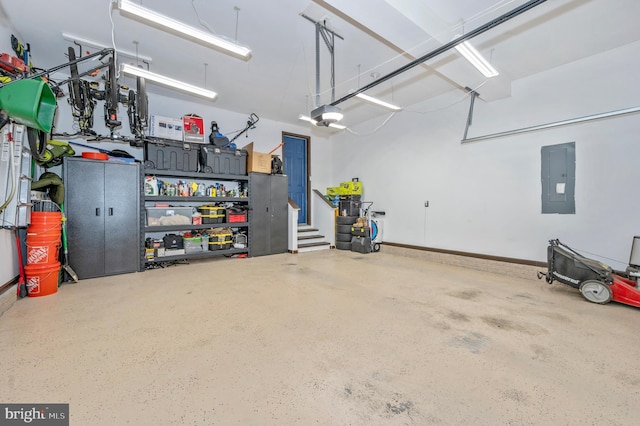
top-left (15, 228), bottom-right (27, 297)
top-left (60, 204), bottom-right (79, 283)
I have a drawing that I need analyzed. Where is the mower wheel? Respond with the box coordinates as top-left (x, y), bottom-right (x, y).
top-left (579, 280), bottom-right (612, 304)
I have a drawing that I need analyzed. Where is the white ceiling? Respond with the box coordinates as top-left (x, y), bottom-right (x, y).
top-left (1, 0), bottom-right (639, 132)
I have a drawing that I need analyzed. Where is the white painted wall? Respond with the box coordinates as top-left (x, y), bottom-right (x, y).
top-left (331, 40), bottom-right (640, 270)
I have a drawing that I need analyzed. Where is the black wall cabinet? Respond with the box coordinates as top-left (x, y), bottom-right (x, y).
top-left (249, 173), bottom-right (288, 256)
top-left (64, 157), bottom-right (141, 279)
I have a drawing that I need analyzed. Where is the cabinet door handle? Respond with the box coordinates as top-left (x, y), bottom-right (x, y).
top-left (109, 208), bottom-right (114, 216)
top-left (96, 208), bottom-right (100, 216)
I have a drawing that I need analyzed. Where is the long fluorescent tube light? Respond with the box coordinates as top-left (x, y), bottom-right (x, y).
top-left (117, 0), bottom-right (251, 60)
top-left (120, 63), bottom-right (217, 100)
top-left (454, 39), bottom-right (499, 78)
top-left (355, 93), bottom-right (402, 111)
top-left (298, 114), bottom-right (346, 130)
top-left (62, 33), bottom-right (152, 62)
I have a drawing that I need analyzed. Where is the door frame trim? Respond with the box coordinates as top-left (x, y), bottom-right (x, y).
top-left (281, 132), bottom-right (311, 225)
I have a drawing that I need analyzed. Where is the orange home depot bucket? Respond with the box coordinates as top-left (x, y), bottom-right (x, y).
top-left (25, 262), bottom-right (60, 297)
top-left (28, 212), bottom-right (62, 239)
top-left (25, 238), bottom-right (60, 265)
top-left (26, 211), bottom-right (62, 265)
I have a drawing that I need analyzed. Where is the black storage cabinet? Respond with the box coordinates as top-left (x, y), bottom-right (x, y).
top-left (249, 173), bottom-right (288, 257)
top-left (64, 157), bottom-right (142, 279)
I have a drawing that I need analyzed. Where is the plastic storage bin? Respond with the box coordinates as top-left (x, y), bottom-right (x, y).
top-left (226, 207), bottom-right (247, 223)
top-left (351, 226), bottom-right (371, 237)
top-left (199, 146), bottom-right (248, 175)
top-left (145, 138), bottom-right (199, 172)
top-left (184, 235), bottom-right (209, 254)
top-left (146, 206), bottom-right (193, 227)
top-left (209, 241), bottom-right (233, 251)
top-left (340, 181), bottom-right (363, 195)
top-left (209, 232), bottom-right (233, 243)
top-left (197, 205), bottom-right (226, 224)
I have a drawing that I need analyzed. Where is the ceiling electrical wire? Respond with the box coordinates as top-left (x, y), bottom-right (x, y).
top-left (345, 112), bottom-right (397, 136)
top-left (191, 0), bottom-right (217, 35)
top-left (109, 0), bottom-right (119, 78)
top-left (342, 78), bottom-right (488, 136)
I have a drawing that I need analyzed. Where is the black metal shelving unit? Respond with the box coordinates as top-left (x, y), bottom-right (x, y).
top-left (143, 168), bottom-right (250, 264)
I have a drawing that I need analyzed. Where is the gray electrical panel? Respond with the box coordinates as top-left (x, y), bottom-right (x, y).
top-left (541, 142), bottom-right (575, 214)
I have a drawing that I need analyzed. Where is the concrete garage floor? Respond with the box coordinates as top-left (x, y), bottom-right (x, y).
top-left (1, 249), bottom-right (639, 425)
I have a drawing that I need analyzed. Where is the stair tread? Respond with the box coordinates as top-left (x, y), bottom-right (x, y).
top-left (298, 227), bottom-right (319, 232)
top-left (298, 241), bottom-right (331, 248)
top-left (298, 234), bottom-right (324, 240)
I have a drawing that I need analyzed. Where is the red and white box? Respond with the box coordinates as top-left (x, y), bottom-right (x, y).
top-left (182, 115), bottom-right (205, 143)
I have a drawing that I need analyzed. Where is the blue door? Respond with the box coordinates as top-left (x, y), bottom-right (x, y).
top-left (283, 134), bottom-right (307, 224)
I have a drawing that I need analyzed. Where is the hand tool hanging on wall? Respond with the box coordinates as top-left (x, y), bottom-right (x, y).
top-left (104, 56), bottom-right (121, 134)
top-left (67, 46), bottom-right (96, 136)
top-left (10, 34), bottom-right (30, 70)
top-left (61, 45), bottom-right (124, 137)
top-left (127, 74), bottom-right (148, 139)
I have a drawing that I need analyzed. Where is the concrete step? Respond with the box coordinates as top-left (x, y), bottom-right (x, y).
top-left (298, 234), bottom-right (325, 240)
top-left (298, 236), bottom-right (327, 246)
top-left (296, 225), bottom-right (331, 253)
top-left (297, 227), bottom-right (319, 234)
top-left (298, 241), bottom-right (332, 253)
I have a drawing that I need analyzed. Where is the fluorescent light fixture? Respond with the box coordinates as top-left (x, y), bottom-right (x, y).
top-left (310, 104), bottom-right (343, 127)
top-left (120, 63), bottom-right (217, 100)
top-left (117, 0), bottom-right (251, 60)
top-left (298, 114), bottom-right (346, 130)
top-left (454, 38), bottom-right (499, 78)
top-left (62, 33), bottom-right (152, 62)
top-left (355, 93), bottom-right (402, 111)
